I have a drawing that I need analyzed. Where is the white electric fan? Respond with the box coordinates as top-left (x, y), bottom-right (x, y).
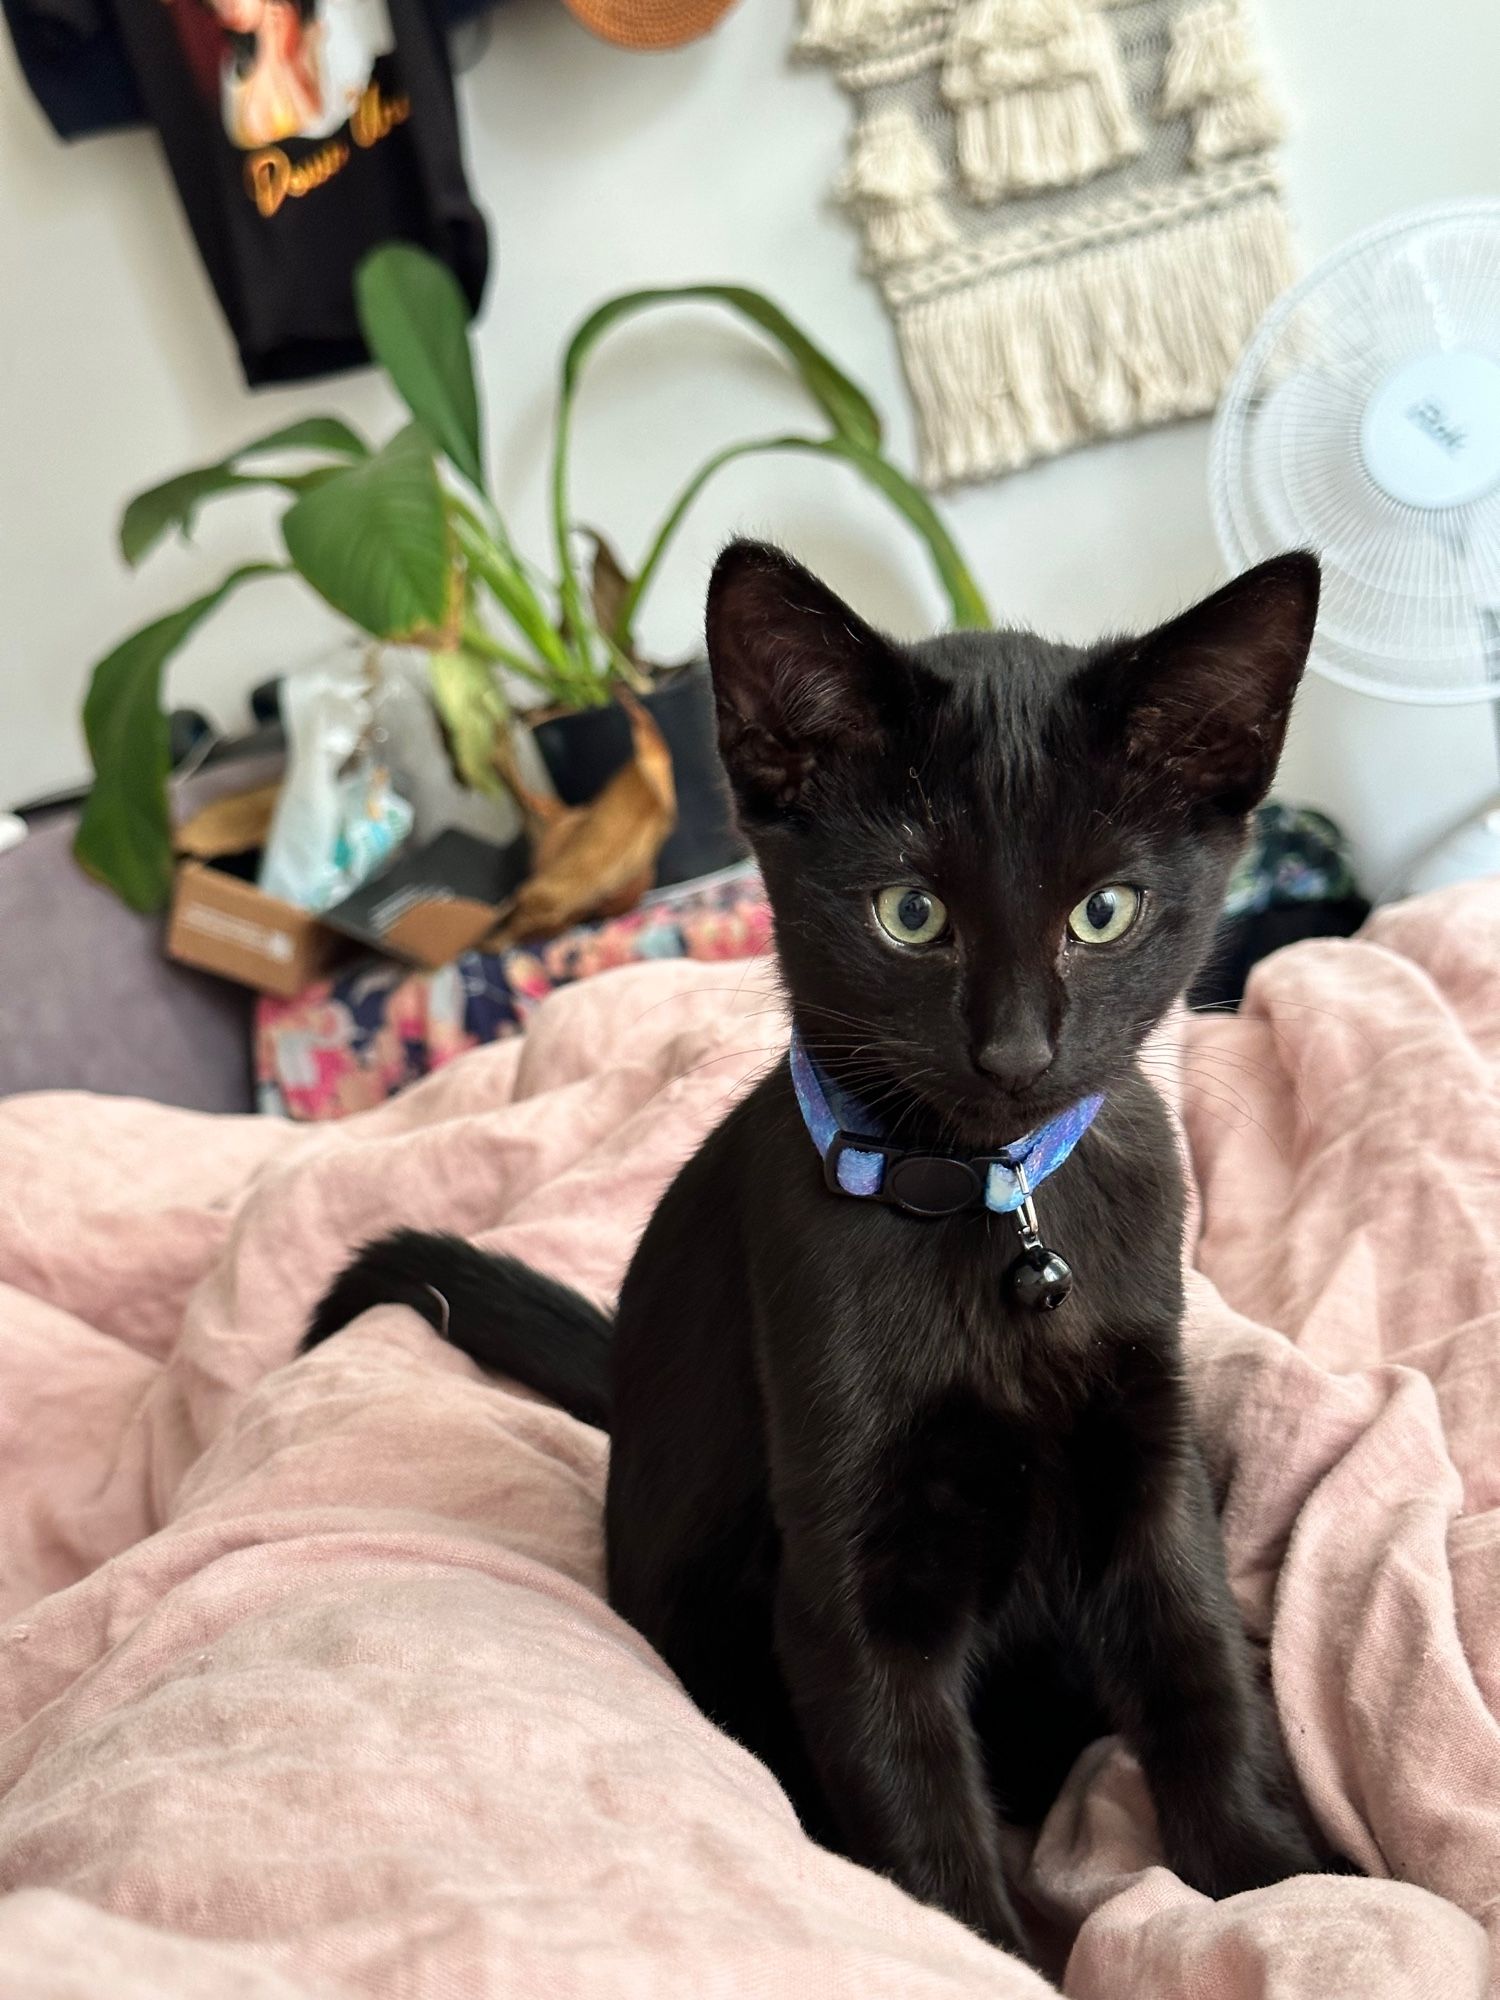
top-left (1211, 198), bottom-right (1500, 893)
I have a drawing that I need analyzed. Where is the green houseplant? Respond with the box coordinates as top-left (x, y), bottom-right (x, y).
top-left (78, 244), bottom-right (992, 911)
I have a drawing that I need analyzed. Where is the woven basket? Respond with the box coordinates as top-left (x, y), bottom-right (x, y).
top-left (563, 0), bottom-right (740, 49)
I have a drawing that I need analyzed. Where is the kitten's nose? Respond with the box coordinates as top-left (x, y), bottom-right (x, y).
top-left (975, 1030), bottom-right (1053, 1092)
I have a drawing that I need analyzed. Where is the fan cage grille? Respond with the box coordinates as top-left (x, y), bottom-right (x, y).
top-left (1210, 199), bottom-right (1500, 706)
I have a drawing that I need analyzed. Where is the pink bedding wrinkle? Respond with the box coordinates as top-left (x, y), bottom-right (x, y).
top-left (0, 885), bottom-right (1496, 1997)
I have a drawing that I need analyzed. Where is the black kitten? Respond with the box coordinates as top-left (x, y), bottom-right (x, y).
top-left (309, 541), bottom-right (1332, 1958)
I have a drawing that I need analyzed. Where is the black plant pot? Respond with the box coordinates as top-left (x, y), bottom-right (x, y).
top-left (529, 661), bottom-right (746, 888)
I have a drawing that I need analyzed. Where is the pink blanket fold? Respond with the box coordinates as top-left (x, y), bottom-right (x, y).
top-left (0, 886), bottom-right (1496, 1998)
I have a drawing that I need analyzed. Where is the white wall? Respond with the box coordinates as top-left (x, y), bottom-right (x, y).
top-left (3, 0), bottom-right (1499, 891)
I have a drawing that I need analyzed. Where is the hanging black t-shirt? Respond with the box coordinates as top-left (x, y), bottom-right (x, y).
top-left (97, 0), bottom-right (488, 383)
top-left (2, 0), bottom-right (495, 143)
top-left (2, 0), bottom-right (144, 138)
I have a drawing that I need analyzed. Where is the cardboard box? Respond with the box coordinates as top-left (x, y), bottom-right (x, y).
top-left (319, 827), bottom-right (531, 969)
top-left (164, 792), bottom-right (528, 996)
top-left (167, 859), bottom-right (341, 999)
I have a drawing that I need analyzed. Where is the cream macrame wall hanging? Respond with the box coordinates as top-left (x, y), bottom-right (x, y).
top-left (800, 0), bottom-right (1293, 488)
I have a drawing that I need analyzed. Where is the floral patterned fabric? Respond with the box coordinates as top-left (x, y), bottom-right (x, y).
top-left (255, 865), bottom-right (771, 1121)
top-left (256, 808), bottom-right (1362, 1122)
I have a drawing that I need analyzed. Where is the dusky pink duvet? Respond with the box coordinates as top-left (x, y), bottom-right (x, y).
top-left (0, 882), bottom-right (1495, 1998)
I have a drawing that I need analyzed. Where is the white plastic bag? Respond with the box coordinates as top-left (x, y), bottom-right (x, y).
top-left (259, 661), bottom-right (414, 914)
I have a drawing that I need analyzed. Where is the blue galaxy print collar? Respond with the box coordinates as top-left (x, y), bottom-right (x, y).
top-left (788, 1029), bottom-right (1102, 1308)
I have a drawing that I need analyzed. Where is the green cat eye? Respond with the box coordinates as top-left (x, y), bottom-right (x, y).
top-left (874, 885), bottom-right (950, 948)
top-left (1067, 884), bottom-right (1142, 946)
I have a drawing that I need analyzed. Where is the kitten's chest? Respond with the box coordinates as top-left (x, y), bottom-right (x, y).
top-left (875, 1148), bottom-right (1165, 1376)
top-left (913, 1221), bottom-right (1106, 1411)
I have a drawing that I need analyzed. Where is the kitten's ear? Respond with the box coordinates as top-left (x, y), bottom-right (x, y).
top-left (705, 540), bottom-right (901, 816)
top-left (1085, 554), bottom-right (1320, 815)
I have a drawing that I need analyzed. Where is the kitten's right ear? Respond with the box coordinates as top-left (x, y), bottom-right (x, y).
top-left (705, 541), bottom-right (900, 817)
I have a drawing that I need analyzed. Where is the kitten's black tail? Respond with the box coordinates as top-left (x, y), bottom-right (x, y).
top-left (303, 1228), bottom-right (614, 1431)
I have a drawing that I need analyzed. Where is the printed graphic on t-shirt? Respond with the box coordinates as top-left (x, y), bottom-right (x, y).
top-left (196, 0), bottom-right (392, 147)
top-left (162, 0), bottom-right (411, 211)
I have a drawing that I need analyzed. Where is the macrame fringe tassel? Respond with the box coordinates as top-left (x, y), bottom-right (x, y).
top-left (1158, 0), bottom-right (1250, 107)
top-left (1159, 0), bottom-right (1284, 163)
top-left (1190, 84), bottom-right (1283, 162)
top-left (796, 0), bottom-right (937, 62)
top-left (948, 4), bottom-right (1101, 92)
top-left (944, 0), bottom-right (1088, 83)
top-left (837, 107), bottom-right (959, 268)
top-left (945, 11), bottom-right (1143, 200)
top-left (897, 194), bottom-right (1295, 487)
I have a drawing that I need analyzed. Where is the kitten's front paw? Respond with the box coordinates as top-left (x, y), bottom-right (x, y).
top-left (945, 1877), bottom-right (1034, 1963)
top-left (1321, 1850), bottom-right (1367, 1879)
top-left (1177, 1808), bottom-right (1324, 1900)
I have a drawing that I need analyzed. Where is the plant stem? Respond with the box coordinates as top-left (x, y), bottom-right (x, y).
top-left (559, 281), bottom-right (988, 654)
top-left (613, 434), bottom-right (815, 652)
top-left (614, 433), bottom-right (993, 651)
top-left (549, 373), bottom-right (598, 683)
top-left (450, 509), bottom-right (579, 689)
top-left (460, 619), bottom-right (556, 692)
top-left (823, 436), bottom-right (990, 629)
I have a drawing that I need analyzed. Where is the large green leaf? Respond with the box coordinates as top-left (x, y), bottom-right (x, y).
top-left (282, 423), bottom-right (452, 639)
top-left (74, 564), bottom-right (282, 912)
top-left (559, 286), bottom-right (882, 451)
top-left (356, 244), bottom-right (485, 493)
top-left (120, 417), bottom-right (369, 567)
top-left (551, 284), bottom-right (884, 671)
top-left (121, 471), bottom-right (265, 569)
top-left (613, 433), bottom-right (991, 650)
top-left (235, 416), bottom-right (370, 460)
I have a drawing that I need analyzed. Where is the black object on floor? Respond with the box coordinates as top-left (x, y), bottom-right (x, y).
top-left (1189, 897), bottom-right (1371, 1012)
top-left (1188, 804), bottom-right (1369, 1013)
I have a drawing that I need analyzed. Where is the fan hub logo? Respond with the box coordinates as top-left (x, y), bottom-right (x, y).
top-left (1362, 350), bottom-right (1500, 510)
top-left (1406, 399), bottom-right (1467, 456)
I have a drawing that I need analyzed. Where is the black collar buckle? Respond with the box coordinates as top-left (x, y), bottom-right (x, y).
top-left (825, 1131), bottom-right (987, 1219)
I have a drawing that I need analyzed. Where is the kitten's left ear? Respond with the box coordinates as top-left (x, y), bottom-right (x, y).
top-left (1083, 554), bottom-right (1320, 815)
